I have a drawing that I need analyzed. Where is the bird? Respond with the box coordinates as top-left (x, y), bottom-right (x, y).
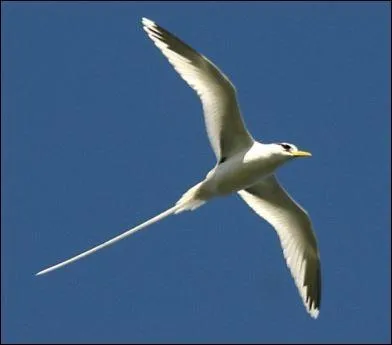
top-left (36, 17), bottom-right (321, 319)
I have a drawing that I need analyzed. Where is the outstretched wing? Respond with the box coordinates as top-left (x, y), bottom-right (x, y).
top-left (238, 175), bottom-right (321, 318)
top-left (142, 18), bottom-right (254, 162)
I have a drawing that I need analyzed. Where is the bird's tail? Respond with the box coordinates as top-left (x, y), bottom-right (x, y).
top-left (36, 183), bottom-right (206, 276)
top-left (174, 181), bottom-right (206, 213)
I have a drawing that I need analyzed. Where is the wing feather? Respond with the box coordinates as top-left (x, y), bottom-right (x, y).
top-left (238, 175), bottom-right (321, 318)
top-left (142, 18), bottom-right (254, 160)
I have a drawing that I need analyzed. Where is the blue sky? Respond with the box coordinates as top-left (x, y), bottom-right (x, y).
top-left (2, 2), bottom-right (390, 343)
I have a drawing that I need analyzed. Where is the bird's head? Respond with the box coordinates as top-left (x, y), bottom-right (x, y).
top-left (273, 142), bottom-right (312, 159)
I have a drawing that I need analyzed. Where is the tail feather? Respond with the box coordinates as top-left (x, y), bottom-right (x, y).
top-left (175, 182), bottom-right (206, 213)
top-left (36, 183), bottom-right (207, 276)
top-left (36, 204), bottom-right (182, 276)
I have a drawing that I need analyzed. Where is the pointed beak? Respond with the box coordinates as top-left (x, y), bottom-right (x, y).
top-left (292, 150), bottom-right (312, 157)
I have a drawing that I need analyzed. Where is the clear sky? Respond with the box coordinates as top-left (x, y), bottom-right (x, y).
top-left (2, 2), bottom-right (390, 343)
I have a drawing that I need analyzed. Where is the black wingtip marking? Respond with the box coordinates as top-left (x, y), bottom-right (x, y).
top-left (304, 258), bottom-right (321, 313)
top-left (315, 264), bottom-right (322, 309)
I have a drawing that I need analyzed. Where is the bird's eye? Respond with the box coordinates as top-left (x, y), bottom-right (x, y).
top-left (280, 143), bottom-right (292, 151)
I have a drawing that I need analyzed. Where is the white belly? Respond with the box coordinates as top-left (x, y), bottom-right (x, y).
top-left (204, 148), bottom-right (282, 196)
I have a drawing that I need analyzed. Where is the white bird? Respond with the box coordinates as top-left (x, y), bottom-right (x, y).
top-left (36, 17), bottom-right (321, 319)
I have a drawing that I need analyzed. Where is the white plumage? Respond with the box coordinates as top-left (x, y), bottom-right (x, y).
top-left (36, 18), bottom-right (321, 319)
top-left (142, 17), bottom-right (254, 161)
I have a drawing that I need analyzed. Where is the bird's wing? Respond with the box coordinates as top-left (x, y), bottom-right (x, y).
top-left (142, 18), bottom-right (254, 162)
top-left (238, 175), bottom-right (321, 318)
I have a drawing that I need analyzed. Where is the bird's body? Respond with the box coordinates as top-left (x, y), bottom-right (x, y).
top-left (37, 18), bottom-right (321, 319)
top-left (194, 143), bottom-right (288, 199)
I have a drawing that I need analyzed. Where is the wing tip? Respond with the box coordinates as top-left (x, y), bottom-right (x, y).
top-left (142, 17), bottom-right (162, 40)
top-left (304, 284), bottom-right (321, 319)
top-left (142, 17), bottom-right (155, 29)
top-left (309, 307), bottom-right (320, 319)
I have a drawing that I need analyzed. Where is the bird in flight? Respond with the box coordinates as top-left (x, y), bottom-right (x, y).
top-left (37, 17), bottom-right (321, 319)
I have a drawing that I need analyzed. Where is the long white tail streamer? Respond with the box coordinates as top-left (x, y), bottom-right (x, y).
top-left (36, 204), bottom-right (183, 276)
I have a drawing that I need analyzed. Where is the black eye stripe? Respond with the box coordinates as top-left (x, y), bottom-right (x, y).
top-left (280, 143), bottom-right (292, 150)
